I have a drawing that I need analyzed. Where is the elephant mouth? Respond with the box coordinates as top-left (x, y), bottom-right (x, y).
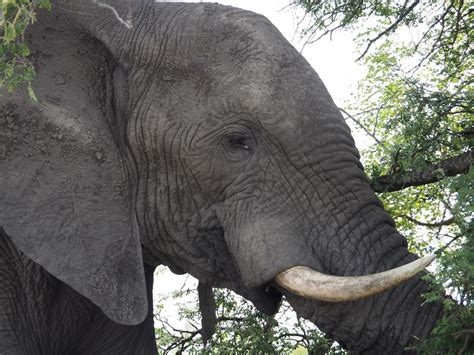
top-left (274, 254), bottom-right (436, 302)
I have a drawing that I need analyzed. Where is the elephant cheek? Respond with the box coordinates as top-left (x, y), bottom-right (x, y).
top-left (224, 219), bottom-right (316, 288)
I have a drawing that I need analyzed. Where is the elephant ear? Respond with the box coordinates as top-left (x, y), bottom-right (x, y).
top-left (0, 16), bottom-right (147, 325)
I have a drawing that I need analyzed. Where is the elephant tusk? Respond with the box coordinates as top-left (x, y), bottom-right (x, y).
top-left (275, 254), bottom-right (436, 302)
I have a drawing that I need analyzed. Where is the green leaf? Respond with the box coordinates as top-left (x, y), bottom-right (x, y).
top-left (4, 22), bottom-right (16, 42)
top-left (39, 0), bottom-right (51, 11)
top-left (17, 42), bottom-right (29, 56)
top-left (27, 82), bottom-right (37, 102)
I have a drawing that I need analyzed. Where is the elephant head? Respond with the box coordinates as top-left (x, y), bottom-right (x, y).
top-left (0, 0), bottom-right (442, 352)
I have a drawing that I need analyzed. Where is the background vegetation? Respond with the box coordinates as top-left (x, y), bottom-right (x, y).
top-left (0, 0), bottom-right (50, 100)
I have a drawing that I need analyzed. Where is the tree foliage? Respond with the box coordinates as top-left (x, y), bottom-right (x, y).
top-left (0, 0), bottom-right (51, 100)
top-left (154, 274), bottom-right (345, 354)
top-left (298, 0), bottom-right (473, 353)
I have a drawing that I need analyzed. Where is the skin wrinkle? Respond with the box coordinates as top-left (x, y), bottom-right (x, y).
top-left (166, 6), bottom-right (197, 64)
top-left (160, 126), bottom-right (173, 226)
top-left (0, 242), bottom-right (20, 350)
top-left (127, 4), bottom-right (172, 105)
top-left (357, 297), bottom-right (380, 349)
top-left (277, 160), bottom-right (315, 217)
top-left (367, 292), bottom-right (397, 348)
top-left (130, 88), bottom-right (144, 206)
top-left (1, 234), bottom-right (87, 352)
top-left (336, 205), bottom-right (387, 269)
top-left (175, 189), bottom-right (207, 262)
top-left (175, 129), bottom-right (190, 213)
top-left (172, 15), bottom-right (185, 61)
top-left (136, 128), bottom-right (153, 245)
top-left (155, 125), bottom-right (176, 255)
top-left (309, 164), bottom-right (381, 274)
top-left (222, 174), bottom-right (255, 203)
top-left (169, 125), bottom-right (185, 217)
top-left (390, 280), bottom-right (429, 348)
top-left (258, 158), bottom-right (298, 216)
top-left (309, 186), bottom-right (357, 271)
top-left (150, 23), bottom-right (168, 82)
top-left (93, 16), bottom-right (117, 42)
top-left (416, 294), bottom-right (441, 343)
top-left (359, 227), bottom-right (393, 274)
top-left (178, 139), bottom-right (208, 227)
top-left (124, 3), bottom-right (150, 65)
top-left (119, 112), bottom-right (141, 221)
top-left (182, 156), bottom-right (210, 205)
top-left (158, 7), bottom-right (186, 64)
top-left (129, 11), bottom-right (151, 70)
top-left (353, 227), bottom-right (385, 274)
top-left (390, 286), bottom-right (417, 347)
top-left (377, 236), bottom-right (411, 271)
top-left (130, 58), bottom-right (155, 112)
top-left (273, 170), bottom-right (318, 248)
top-left (138, 100), bottom-right (155, 247)
top-left (145, 102), bottom-right (162, 247)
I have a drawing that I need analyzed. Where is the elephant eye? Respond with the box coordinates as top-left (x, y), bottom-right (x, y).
top-left (223, 133), bottom-right (254, 161)
top-left (227, 135), bottom-right (250, 150)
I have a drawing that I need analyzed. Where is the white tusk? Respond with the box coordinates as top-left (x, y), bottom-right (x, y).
top-left (275, 254), bottom-right (436, 302)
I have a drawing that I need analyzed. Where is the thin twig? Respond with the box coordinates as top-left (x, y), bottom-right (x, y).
top-left (398, 215), bottom-right (455, 228)
top-left (356, 0), bottom-right (421, 61)
top-left (339, 107), bottom-right (383, 145)
top-left (457, 334), bottom-right (470, 355)
top-left (437, 234), bottom-right (464, 254)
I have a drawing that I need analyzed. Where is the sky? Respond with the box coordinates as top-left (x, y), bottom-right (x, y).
top-left (153, 0), bottom-right (366, 324)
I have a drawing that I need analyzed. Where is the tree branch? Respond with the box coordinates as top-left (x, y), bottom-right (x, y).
top-left (157, 315), bottom-right (248, 352)
top-left (339, 107), bottom-right (383, 145)
top-left (397, 215), bottom-right (456, 228)
top-left (356, 0), bottom-right (421, 61)
top-left (371, 151), bottom-right (473, 192)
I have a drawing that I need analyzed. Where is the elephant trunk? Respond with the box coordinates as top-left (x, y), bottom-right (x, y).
top-left (280, 257), bottom-right (443, 352)
top-left (235, 129), bottom-right (444, 351)
top-left (274, 202), bottom-right (443, 352)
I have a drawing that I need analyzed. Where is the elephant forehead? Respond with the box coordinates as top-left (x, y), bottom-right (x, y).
top-left (131, 3), bottom-right (348, 136)
top-left (124, 3), bottom-right (288, 68)
top-left (215, 64), bottom-right (346, 135)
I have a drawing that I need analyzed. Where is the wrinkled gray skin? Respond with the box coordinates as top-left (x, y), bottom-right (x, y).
top-left (0, 1), bottom-right (442, 353)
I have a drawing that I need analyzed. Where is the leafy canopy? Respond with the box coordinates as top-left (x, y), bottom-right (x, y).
top-left (0, 0), bottom-right (51, 100)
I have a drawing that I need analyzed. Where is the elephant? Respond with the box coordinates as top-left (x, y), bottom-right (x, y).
top-left (0, 1), bottom-right (444, 353)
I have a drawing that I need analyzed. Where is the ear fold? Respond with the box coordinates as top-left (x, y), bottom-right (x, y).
top-left (0, 17), bottom-right (147, 325)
